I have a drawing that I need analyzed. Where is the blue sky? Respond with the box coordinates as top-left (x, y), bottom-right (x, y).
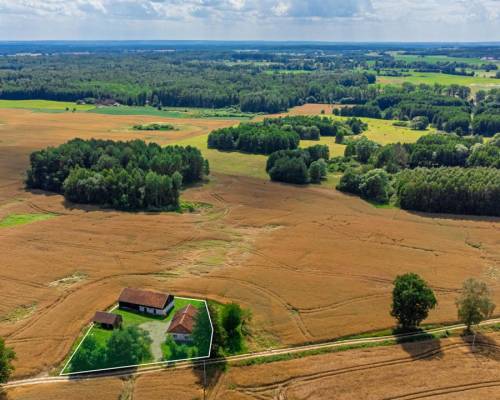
top-left (0, 0), bottom-right (498, 41)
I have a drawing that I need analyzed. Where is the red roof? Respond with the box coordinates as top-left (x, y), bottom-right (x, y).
top-left (168, 305), bottom-right (199, 334)
top-left (118, 288), bottom-right (172, 309)
top-left (92, 311), bottom-right (122, 326)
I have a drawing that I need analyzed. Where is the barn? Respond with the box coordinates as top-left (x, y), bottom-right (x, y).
top-left (92, 311), bottom-right (122, 330)
top-left (118, 288), bottom-right (174, 316)
top-left (167, 304), bottom-right (199, 342)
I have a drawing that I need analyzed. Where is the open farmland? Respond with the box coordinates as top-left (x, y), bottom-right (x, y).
top-left (5, 331), bottom-right (500, 399)
top-left (376, 71), bottom-right (500, 91)
top-left (0, 105), bottom-right (498, 383)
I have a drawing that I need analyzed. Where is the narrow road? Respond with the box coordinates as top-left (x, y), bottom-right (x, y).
top-left (3, 318), bottom-right (500, 390)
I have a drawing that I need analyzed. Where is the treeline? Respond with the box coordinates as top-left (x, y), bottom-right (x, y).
top-left (262, 115), bottom-right (367, 140)
top-left (26, 139), bottom-right (208, 210)
top-left (208, 123), bottom-right (300, 154)
top-left (266, 145), bottom-right (330, 184)
top-left (396, 168), bottom-right (500, 216)
top-left (208, 117), bottom-right (368, 155)
top-left (336, 133), bottom-right (500, 215)
top-left (336, 85), bottom-right (500, 137)
top-left (344, 133), bottom-right (499, 171)
top-left (0, 53), bottom-right (377, 113)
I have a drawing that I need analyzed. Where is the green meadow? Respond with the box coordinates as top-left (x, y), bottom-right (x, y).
top-left (376, 71), bottom-right (500, 88)
top-left (0, 213), bottom-right (56, 228)
top-left (0, 100), bottom-right (95, 111)
top-left (391, 53), bottom-right (499, 67)
top-left (90, 105), bottom-right (254, 120)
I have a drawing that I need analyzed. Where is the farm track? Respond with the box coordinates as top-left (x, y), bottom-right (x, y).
top-left (3, 318), bottom-right (499, 390)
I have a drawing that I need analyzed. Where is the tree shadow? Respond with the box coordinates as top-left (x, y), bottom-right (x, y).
top-left (460, 332), bottom-right (500, 362)
top-left (395, 328), bottom-right (443, 361)
top-left (192, 357), bottom-right (227, 398)
top-left (67, 366), bottom-right (138, 381)
top-left (0, 390), bottom-right (9, 400)
top-left (405, 210), bottom-right (500, 223)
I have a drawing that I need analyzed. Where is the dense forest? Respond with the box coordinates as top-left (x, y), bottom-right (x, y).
top-left (335, 133), bottom-right (500, 215)
top-left (26, 139), bottom-right (208, 210)
top-left (0, 53), bottom-right (376, 113)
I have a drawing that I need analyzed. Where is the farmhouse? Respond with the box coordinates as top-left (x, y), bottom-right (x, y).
top-left (118, 288), bottom-right (174, 316)
top-left (167, 304), bottom-right (199, 342)
top-left (92, 311), bottom-right (122, 330)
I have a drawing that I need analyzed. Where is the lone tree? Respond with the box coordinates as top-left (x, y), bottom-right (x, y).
top-left (0, 337), bottom-right (15, 383)
top-left (391, 273), bottom-right (437, 330)
top-left (456, 278), bottom-right (495, 332)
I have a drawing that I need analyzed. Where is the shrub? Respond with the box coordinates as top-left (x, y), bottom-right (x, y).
top-left (269, 156), bottom-right (309, 184)
top-left (358, 169), bottom-right (391, 203)
top-left (409, 116), bottom-right (429, 130)
top-left (0, 337), bottom-right (16, 383)
top-left (309, 159), bottom-right (327, 183)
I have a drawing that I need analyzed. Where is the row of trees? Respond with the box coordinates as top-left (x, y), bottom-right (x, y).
top-left (262, 115), bottom-right (367, 140)
top-left (207, 123), bottom-right (300, 155)
top-left (391, 273), bottom-right (495, 333)
top-left (26, 139), bottom-right (208, 210)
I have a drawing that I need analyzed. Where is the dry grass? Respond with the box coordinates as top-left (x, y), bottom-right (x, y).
top-left (0, 108), bottom-right (498, 383)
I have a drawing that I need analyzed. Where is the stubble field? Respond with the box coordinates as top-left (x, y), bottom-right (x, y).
top-left (5, 332), bottom-right (500, 399)
top-left (0, 105), bottom-right (499, 394)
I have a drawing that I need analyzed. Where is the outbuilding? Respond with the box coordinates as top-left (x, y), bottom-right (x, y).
top-left (167, 304), bottom-right (199, 342)
top-left (92, 311), bottom-right (122, 330)
top-left (118, 288), bottom-right (174, 316)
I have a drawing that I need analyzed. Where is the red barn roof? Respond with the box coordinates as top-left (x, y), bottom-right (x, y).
top-left (118, 288), bottom-right (172, 309)
top-left (168, 304), bottom-right (199, 334)
top-left (92, 311), bottom-right (122, 326)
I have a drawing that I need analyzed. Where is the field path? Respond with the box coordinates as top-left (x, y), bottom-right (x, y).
top-left (139, 320), bottom-right (171, 361)
top-left (2, 318), bottom-right (499, 389)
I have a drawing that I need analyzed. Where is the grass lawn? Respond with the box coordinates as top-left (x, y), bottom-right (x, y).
top-left (300, 137), bottom-right (346, 158)
top-left (90, 105), bottom-right (255, 120)
top-left (391, 53), bottom-right (499, 67)
top-left (0, 213), bottom-right (55, 228)
top-left (173, 134), bottom-right (269, 179)
top-left (376, 70), bottom-right (500, 88)
top-left (0, 99), bottom-right (95, 111)
top-left (63, 297), bottom-right (210, 374)
top-left (170, 114), bottom-right (426, 182)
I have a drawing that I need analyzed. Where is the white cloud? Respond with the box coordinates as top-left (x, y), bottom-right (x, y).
top-left (0, 0), bottom-right (498, 40)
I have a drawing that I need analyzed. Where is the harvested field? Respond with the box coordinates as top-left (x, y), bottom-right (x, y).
top-left (216, 332), bottom-right (500, 400)
top-left (4, 332), bottom-right (500, 399)
top-left (0, 108), bottom-right (499, 382)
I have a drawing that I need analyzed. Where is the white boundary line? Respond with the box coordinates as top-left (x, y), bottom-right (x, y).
top-left (60, 297), bottom-right (214, 376)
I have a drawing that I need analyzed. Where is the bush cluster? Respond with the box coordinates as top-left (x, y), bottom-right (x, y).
top-left (266, 145), bottom-right (329, 184)
top-left (208, 123), bottom-right (300, 154)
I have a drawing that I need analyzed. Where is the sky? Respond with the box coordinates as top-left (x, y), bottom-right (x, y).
top-left (0, 0), bottom-right (499, 42)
